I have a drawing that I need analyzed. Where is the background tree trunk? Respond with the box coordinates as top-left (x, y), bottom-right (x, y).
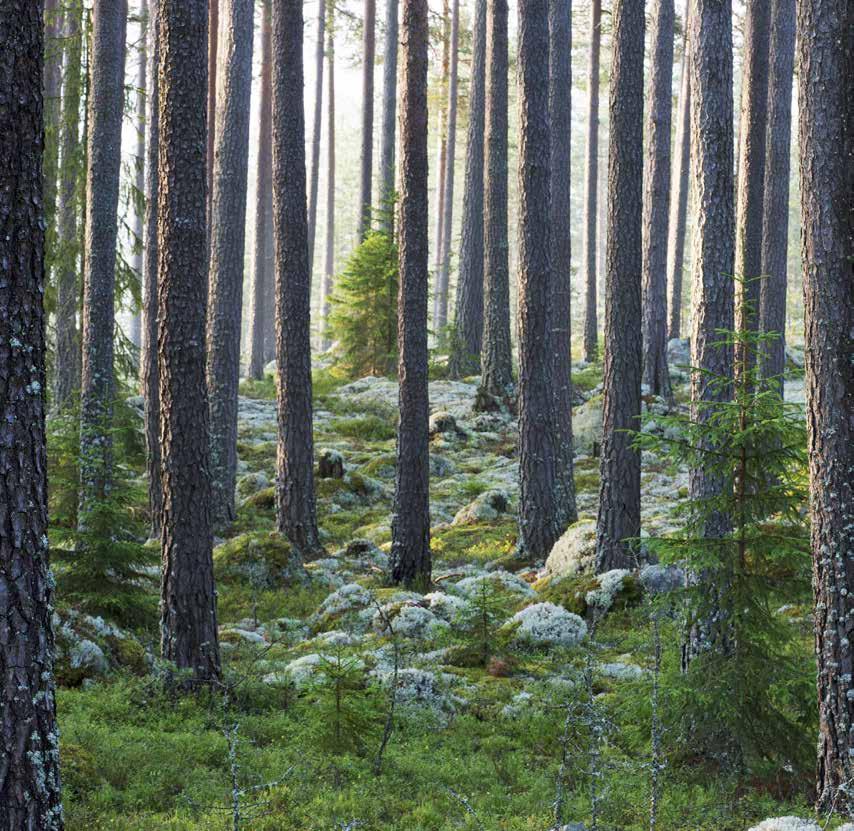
top-left (758, 0), bottom-right (795, 394)
top-left (54, 0), bottom-right (84, 410)
top-left (666, 16), bottom-right (690, 341)
top-left (129, 0), bottom-right (148, 350)
top-left (143, 0), bottom-right (162, 538)
top-left (379, 0), bottom-right (398, 232)
top-left (206, 0), bottom-right (218, 222)
top-left (797, 0), bottom-right (854, 809)
top-left (248, 0), bottom-right (272, 380)
top-left (79, 0), bottom-right (128, 522)
top-left (581, 0), bottom-right (601, 364)
top-left (307, 0), bottom-right (325, 275)
top-left (478, 0), bottom-right (513, 407)
top-left (548, 0), bottom-right (577, 531)
top-left (390, 0), bottom-right (431, 587)
top-left (447, 0), bottom-right (486, 378)
top-left (320, 14), bottom-right (336, 350)
top-left (358, 0), bottom-right (376, 239)
top-left (43, 0), bottom-right (64, 261)
top-left (640, 0), bottom-right (674, 400)
top-left (432, 0), bottom-right (450, 327)
top-left (272, 0), bottom-right (323, 557)
top-left (157, 0), bottom-right (221, 684)
top-left (0, 5), bottom-right (64, 824)
top-left (595, 0), bottom-right (645, 573)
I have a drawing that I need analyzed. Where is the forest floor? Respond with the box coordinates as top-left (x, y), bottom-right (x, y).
top-left (53, 344), bottom-right (829, 831)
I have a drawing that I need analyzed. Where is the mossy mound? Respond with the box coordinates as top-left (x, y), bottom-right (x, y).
top-left (537, 571), bottom-right (643, 617)
top-left (214, 532), bottom-right (305, 587)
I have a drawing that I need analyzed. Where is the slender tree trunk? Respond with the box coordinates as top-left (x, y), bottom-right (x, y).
top-left (44, 0), bottom-right (64, 263)
top-left (447, 0), bottom-right (486, 377)
top-left (798, 0), bottom-right (854, 810)
top-left (432, 0), bottom-right (450, 326)
top-left (581, 0), bottom-right (601, 364)
top-left (640, 0), bottom-right (674, 400)
top-left (358, 0), bottom-right (377, 239)
top-left (320, 15), bottom-right (336, 349)
top-left (666, 15), bottom-right (690, 342)
top-left (307, 0), bottom-right (325, 275)
top-left (248, 0), bottom-right (272, 380)
top-left (595, 0), bottom-right (645, 573)
top-left (477, 0), bottom-right (513, 407)
top-left (390, 0), bottom-right (431, 587)
top-left (733, 0), bottom-right (770, 379)
top-left (435, 0), bottom-right (460, 334)
top-left (206, 0), bottom-right (218, 222)
top-left (0, 5), bottom-right (64, 825)
top-left (207, 0), bottom-right (254, 528)
top-left (379, 0), bottom-right (399, 231)
top-left (263, 170), bottom-right (276, 363)
top-left (129, 0), bottom-right (148, 350)
top-left (143, 0), bottom-right (162, 538)
top-left (548, 0), bottom-right (576, 530)
top-left (79, 0), bottom-right (128, 523)
top-left (157, 0), bottom-right (221, 684)
top-left (54, 0), bottom-right (84, 410)
top-left (272, 0), bottom-right (323, 558)
top-left (758, 0), bottom-right (795, 394)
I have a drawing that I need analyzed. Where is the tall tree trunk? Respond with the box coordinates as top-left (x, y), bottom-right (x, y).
top-left (44, 0), bottom-right (64, 263)
top-left (666, 14), bottom-right (690, 341)
top-left (390, 0), bottom-right (431, 587)
top-left (54, 0), bottom-right (84, 410)
top-left (595, 0), bottom-right (645, 573)
top-left (548, 0), bottom-right (576, 531)
top-left (0, 5), bottom-right (65, 825)
top-left (272, 0), bottom-right (323, 558)
top-left (581, 0), bottom-right (601, 364)
top-left (143, 0), bottom-right (162, 538)
top-left (248, 0), bottom-right (272, 381)
top-left (263, 169), bottom-right (276, 363)
top-left (434, 0), bottom-right (460, 335)
top-left (79, 0), bottom-right (128, 523)
top-left (733, 0), bottom-right (770, 379)
top-left (640, 0), bottom-right (674, 400)
top-left (320, 15), bottom-right (336, 350)
top-left (517, 0), bottom-right (559, 560)
top-left (207, 0), bottom-right (255, 528)
top-left (687, 0), bottom-right (734, 541)
top-left (432, 0), bottom-right (450, 326)
top-left (157, 0), bottom-right (221, 684)
top-left (307, 0), bottom-right (325, 275)
top-left (477, 0), bottom-right (513, 407)
top-left (758, 0), bottom-right (795, 394)
top-left (129, 0), bottom-right (149, 350)
top-left (447, 0), bottom-right (486, 378)
top-left (206, 0), bottom-right (218, 222)
top-left (798, 0), bottom-right (854, 810)
top-left (378, 0), bottom-right (399, 232)
top-left (358, 0), bottom-right (376, 239)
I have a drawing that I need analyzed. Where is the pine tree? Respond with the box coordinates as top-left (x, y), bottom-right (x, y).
top-left (358, 0), bottom-right (377, 239)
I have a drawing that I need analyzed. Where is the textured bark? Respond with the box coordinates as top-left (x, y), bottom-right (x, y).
top-left (432, 0), bottom-right (450, 322)
top-left (666, 17), bottom-right (690, 341)
top-left (548, 0), bottom-right (576, 530)
top-left (595, 0), bottom-right (644, 573)
top-left (758, 0), bottom-right (795, 394)
top-left (358, 0), bottom-right (377, 239)
top-left (248, 0), bottom-right (272, 381)
top-left (517, 0), bottom-right (559, 560)
top-left (54, 1), bottom-right (84, 410)
top-left (143, 0), bottom-right (162, 538)
top-left (581, 0), bottom-right (601, 364)
top-left (307, 0), bottom-right (325, 275)
top-left (43, 0), bottom-right (63, 255)
top-left (79, 0), bottom-right (128, 521)
top-left (272, 0), bottom-right (323, 558)
top-left (447, 0), bottom-right (486, 378)
top-left (320, 16), bottom-right (336, 350)
top-left (640, 0), bottom-right (674, 400)
top-left (129, 0), bottom-right (148, 350)
top-left (478, 0), bottom-right (513, 405)
top-left (157, 0), bottom-right (221, 683)
top-left (733, 0), bottom-right (770, 379)
top-left (379, 0), bottom-right (399, 233)
top-left (797, 0), bottom-right (854, 810)
top-left (434, 0), bottom-right (460, 334)
top-left (390, 0), bottom-right (431, 587)
top-left (207, 0), bottom-right (254, 528)
top-left (687, 0), bottom-right (734, 531)
top-left (0, 6), bottom-right (64, 826)
top-left (262, 167), bottom-right (276, 364)
top-left (206, 0), bottom-right (218, 222)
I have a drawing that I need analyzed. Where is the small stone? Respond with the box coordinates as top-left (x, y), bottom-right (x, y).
top-left (429, 410), bottom-right (458, 436)
top-left (318, 448), bottom-right (345, 479)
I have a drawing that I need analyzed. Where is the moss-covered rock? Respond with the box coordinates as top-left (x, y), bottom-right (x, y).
top-left (214, 532), bottom-right (306, 587)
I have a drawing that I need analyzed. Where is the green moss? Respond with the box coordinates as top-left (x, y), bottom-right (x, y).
top-left (538, 572), bottom-right (643, 617)
top-left (243, 486), bottom-right (276, 510)
top-left (213, 532), bottom-right (301, 587)
top-left (329, 414), bottom-right (396, 442)
top-left (572, 362), bottom-right (603, 394)
top-left (239, 376), bottom-right (277, 400)
top-left (106, 635), bottom-right (148, 676)
top-left (358, 452), bottom-right (397, 479)
top-left (431, 519), bottom-right (517, 564)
